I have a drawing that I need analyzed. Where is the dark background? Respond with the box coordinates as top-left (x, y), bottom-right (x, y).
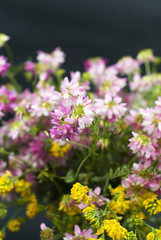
top-left (1, 0), bottom-right (161, 239)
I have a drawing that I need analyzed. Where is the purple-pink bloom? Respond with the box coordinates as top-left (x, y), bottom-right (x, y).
top-left (0, 55), bottom-right (10, 76)
top-left (64, 225), bottom-right (97, 240)
top-left (95, 95), bottom-right (126, 122)
top-left (60, 74), bottom-right (85, 100)
top-left (25, 61), bottom-right (36, 76)
top-left (78, 186), bottom-right (109, 209)
top-left (128, 132), bottom-right (155, 158)
top-left (40, 223), bottom-right (55, 240)
top-left (115, 56), bottom-right (140, 75)
top-left (50, 105), bottom-right (78, 141)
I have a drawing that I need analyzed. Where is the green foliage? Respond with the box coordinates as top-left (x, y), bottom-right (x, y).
top-left (0, 148), bottom-right (9, 162)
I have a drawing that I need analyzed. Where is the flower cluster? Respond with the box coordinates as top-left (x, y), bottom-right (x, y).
top-left (1, 35), bottom-right (161, 240)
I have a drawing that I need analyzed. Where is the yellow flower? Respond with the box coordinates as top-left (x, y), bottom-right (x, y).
top-left (146, 230), bottom-right (161, 240)
top-left (138, 190), bottom-right (156, 205)
top-left (0, 231), bottom-right (5, 240)
top-left (135, 211), bottom-right (146, 219)
top-left (103, 219), bottom-right (127, 240)
top-left (0, 171), bottom-right (14, 194)
top-left (82, 204), bottom-right (96, 224)
top-left (71, 182), bottom-right (90, 204)
top-left (26, 195), bottom-right (39, 219)
top-left (146, 232), bottom-right (155, 240)
top-left (15, 179), bottom-right (32, 198)
top-left (144, 198), bottom-right (161, 215)
top-left (110, 185), bottom-right (125, 197)
top-left (50, 142), bottom-right (71, 158)
top-left (59, 194), bottom-right (81, 216)
top-left (8, 218), bottom-right (22, 232)
top-left (110, 198), bottom-right (131, 215)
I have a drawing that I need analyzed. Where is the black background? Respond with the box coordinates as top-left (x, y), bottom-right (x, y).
top-left (1, 0), bottom-right (161, 239)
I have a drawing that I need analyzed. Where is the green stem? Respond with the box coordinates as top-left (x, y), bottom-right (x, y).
top-left (4, 43), bottom-right (14, 65)
top-left (74, 153), bottom-right (91, 180)
top-left (152, 63), bottom-right (157, 73)
top-left (129, 153), bottom-right (137, 167)
top-left (145, 61), bottom-right (151, 75)
top-left (51, 178), bottom-right (63, 196)
top-left (90, 189), bottom-right (119, 221)
top-left (127, 73), bottom-right (132, 82)
top-left (65, 140), bottom-right (90, 149)
top-left (144, 154), bottom-right (161, 172)
top-left (7, 73), bottom-right (22, 92)
top-left (2, 207), bottom-right (21, 232)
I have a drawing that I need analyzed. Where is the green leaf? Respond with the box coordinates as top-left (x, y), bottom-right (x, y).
top-left (0, 208), bottom-right (7, 219)
top-left (0, 148), bottom-right (9, 161)
top-left (64, 169), bottom-right (75, 183)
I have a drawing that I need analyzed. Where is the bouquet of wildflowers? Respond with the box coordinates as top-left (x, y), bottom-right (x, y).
top-left (1, 33), bottom-right (161, 240)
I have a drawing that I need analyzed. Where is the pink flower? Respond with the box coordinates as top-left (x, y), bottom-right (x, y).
top-left (116, 56), bottom-right (140, 75)
top-left (25, 61), bottom-right (36, 76)
top-left (122, 174), bottom-right (149, 196)
top-left (141, 105), bottom-right (161, 138)
top-left (0, 85), bottom-right (17, 112)
top-left (37, 47), bottom-right (65, 69)
top-left (0, 55), bottom-right (10, 76)
top-left (128, 132), bottom-right (155, 158)
top-left (40, 223), bottom-right (55, 240)
top-left (84, 57), bottom-right (107, 71)
top-left (78, 186), bottom-right (109, 209)
top-left (64, 225), bottom-right (97, 240)
top-left (50, 105), bottom-right (78, 141)
top-left (95, 95), bottom-right (126, 122)
top-left (84, 58), bottom-right (107, 85)
top-left (72, 95), bottom-right (94, 129)
top-left (125, 108), bottom-right (145, 130)
top-left (50, 94), bottom-right (94, 141)
top-left (60, 74), bottom-right (85, 100)
top-left (29, 132), bottom-right (47, 160)
top-left (96, 74), bottom-right (126, 97)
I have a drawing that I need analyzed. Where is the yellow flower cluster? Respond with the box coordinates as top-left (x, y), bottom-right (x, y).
top-left (50, 142), bottom-right (71, 158)
top-left (103, 219), bottom-right (127, 240)
top-left (26, 195), bottom-right (39, 219)
top-left (15, 179), bottom-right (32, 198)
top-left (146, 230), bottom-right (161, 240)
top-left (71, 182), bottom-right (90, 205)
top-left (82, 204), bottom-right (97, 227)
top-left (8, 218), bottom-right (22, 232)
top-left (59, 194), bottom-right (81, 215)
top-left (0, 231), bottom-right (5, 240)
top-left (142, 195), bottom-right (161, 215)
top-left (110, 185), bottom-right (125, 196)
top-left (110, 185), bottom-right (131, 215)
top-left (0, 171), bottom-right (14, 194)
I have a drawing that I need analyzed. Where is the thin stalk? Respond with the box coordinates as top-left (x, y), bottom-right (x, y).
top-left (145, 61), bottom-right (151, 75)
top-left (65, 140), bottom-right (90, 149)
top-left (7, 73), bottom-right (22, 92)
top-left (4, 43), bottom-right (14, 65)
top-left (2, 207), bottom-right (21, 232)
top-left (91, 189), bottom-right (119, 221)
top-left (74, 153), bottom-right (91, 180)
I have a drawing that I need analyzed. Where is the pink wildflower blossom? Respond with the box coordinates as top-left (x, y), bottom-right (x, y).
top-left (116, 56), bottom-right (140, 75)
top-left (95, 95), bottom-right (126, 122)
top-left (40, 223), bottom-right (55, 240)
top-left (78, 186), bottom-right (109, 209)
top-left (64, 225), bottom-right (97, 240)
top-left (60, 75), bottom-right (85, 100)
top-left (0, 55), bottom-right (10, 76)
top-left (25, 61), bottom-right (36, 76)
top-left (50, 105), bottom-right (77, 141)
top-left (128, 132), bottom-right (155, 158)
